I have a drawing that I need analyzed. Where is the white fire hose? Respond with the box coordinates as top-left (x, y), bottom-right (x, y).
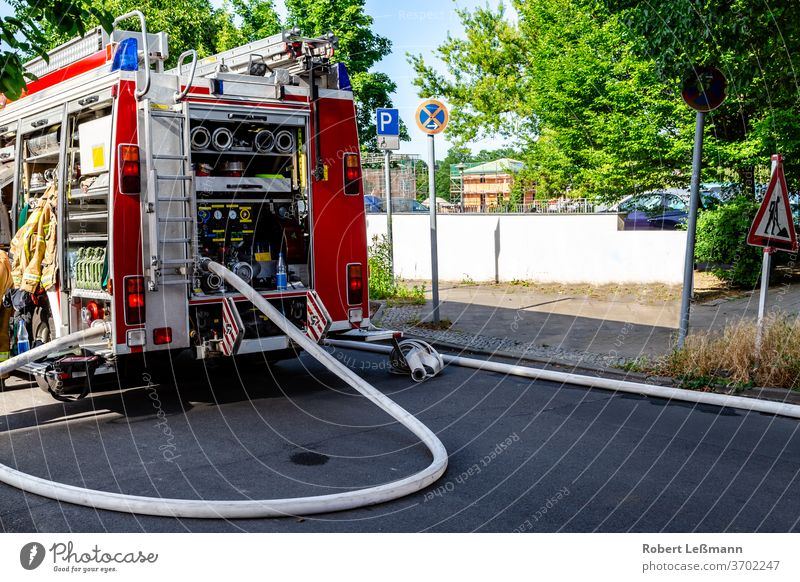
top-left (0, 321), bottom-right (109, 377)
top-left (0, 263), bottom-right (448, 518)
top-left (326, 340), bottom-right (800, 421)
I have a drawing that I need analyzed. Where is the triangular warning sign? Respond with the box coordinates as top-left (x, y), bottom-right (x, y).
top-left (747, 155), bottom-right (798, 252)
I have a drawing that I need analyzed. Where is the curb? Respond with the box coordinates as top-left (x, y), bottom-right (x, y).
top-left (399, 332), bottom-right (800, 407)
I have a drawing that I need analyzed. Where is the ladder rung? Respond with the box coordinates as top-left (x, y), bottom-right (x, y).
top-left (161, 279), bottom-right (192, 285)
top-left (160, 259), bottom-right (194, 266)
top-left (156, 174), bottom-right (193, 181)
top-left (157, 196), bottom-right (191, 201)
top-left (160, 238), bottom-right (192, 244)
top-left (159, 217), bottom-right (192, 223)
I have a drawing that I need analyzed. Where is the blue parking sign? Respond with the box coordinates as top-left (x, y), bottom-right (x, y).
top-left (376, 108), bottom-right (400, 136)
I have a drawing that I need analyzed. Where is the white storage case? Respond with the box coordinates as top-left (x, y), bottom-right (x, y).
top-left (78, 115), bottom-right (112, 175)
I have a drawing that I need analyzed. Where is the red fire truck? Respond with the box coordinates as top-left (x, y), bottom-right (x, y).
top-left (0, 11), bottom-right (385, 400)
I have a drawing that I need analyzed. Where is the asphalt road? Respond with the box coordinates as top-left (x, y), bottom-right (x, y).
top-left (0, 347), bottom-right (799, 533)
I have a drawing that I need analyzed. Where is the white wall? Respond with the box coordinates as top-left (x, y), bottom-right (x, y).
top-left (366, 214), bottom-right (687, 284)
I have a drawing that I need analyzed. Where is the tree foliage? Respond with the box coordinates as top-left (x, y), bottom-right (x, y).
top-left (606, 0), bottom-right (800, 192)
top-left (230, 0), bottom-right (281, 44)
top-left (284, 0), bottom-right (399, 150)
top-left (7, 0), bottom-right (239, 70)
top-left (3, 0), bottom-right (399, 152)
top-left (411, 0), bottom-right (690, 202)
top-left (1, 1), bottom-right (113, 99)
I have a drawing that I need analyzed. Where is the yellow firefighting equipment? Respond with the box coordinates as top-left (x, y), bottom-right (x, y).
top-left (0, 251), bottom-right (12, 364)
top-left (10, 182), bottom-right (58, 292)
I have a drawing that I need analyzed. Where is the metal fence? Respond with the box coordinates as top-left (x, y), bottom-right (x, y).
top-left (367, 198), bottom-right (599, 214)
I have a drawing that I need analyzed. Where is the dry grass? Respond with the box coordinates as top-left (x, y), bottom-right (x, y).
top-left (656, 313), bottom-right (800, 390)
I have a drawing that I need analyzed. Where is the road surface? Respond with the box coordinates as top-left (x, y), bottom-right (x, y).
top-left (0, 347), bottom-right (798, 532)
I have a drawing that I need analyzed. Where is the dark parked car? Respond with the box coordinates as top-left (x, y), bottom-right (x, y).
top-left (616, 191), bottom-right (721, 230)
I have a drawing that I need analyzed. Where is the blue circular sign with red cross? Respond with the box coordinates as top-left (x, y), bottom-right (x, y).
top-left (416, 99), bottom-right (449, 134)
top-left (682, 66), bottom-right (727, 112)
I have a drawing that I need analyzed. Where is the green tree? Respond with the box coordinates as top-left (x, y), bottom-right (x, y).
top-left (8, 0), bottom-right (240, 70)
top-left (284, 0), bottom-right (398, 150)
top-left (1, 1), bottom-right (113, 99)
top-left (410, 0), bottom-right (688, 202)
top-left (606, 1), bottom-right (800, 194)
top-left (230, 0), bottom-right (281, 43)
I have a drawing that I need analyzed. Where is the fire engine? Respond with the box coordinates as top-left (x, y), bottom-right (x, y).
top-left (0, 11), bottom-right (391, 400)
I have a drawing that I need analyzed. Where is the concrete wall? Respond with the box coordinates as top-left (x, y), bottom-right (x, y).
top-left (366, 213), bottom-right (687, 284)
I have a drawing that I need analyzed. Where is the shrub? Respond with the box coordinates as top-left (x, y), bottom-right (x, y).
top-left (368, 235), bottom-right (397, 299)
top-left (694, 195), bottom-right (762, 286)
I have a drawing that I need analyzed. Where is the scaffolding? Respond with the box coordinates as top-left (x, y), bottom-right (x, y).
top-left (361, 153), bottom-right (420, 200)
top-left (449, 158), bottom-right (530, 211)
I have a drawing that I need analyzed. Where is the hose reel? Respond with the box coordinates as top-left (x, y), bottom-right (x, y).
top-left (389, 339), bottom-right (444, 383)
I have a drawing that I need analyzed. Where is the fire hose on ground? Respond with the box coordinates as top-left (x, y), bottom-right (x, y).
top-left (0, 262), bottom-right (448, 518)
top-left (325, 340), bottom-right (800, 421)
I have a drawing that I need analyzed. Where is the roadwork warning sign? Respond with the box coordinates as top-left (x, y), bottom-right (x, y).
top-left (747, 154), bottom-right (798, 252)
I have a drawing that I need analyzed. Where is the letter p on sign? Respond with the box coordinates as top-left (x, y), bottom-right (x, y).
top-left (376, 108), bottom-right (400, 136)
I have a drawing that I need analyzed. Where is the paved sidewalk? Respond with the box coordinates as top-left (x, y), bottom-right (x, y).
top-left (375, 281), bottom-right (800, 369)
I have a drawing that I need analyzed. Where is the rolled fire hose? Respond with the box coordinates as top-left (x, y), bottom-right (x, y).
top-left (254, 129), bottom-right (275, 152)
top-left (274, 130), bottom-right (295, 153)
top-left (0, 264), bottom-right (448, 519)
top-left (211, 127), bottom-right (233, 151)
top-left (326, 340), bottom-right (800, 421)
top-left (190, 126), bottom-right (211, 150)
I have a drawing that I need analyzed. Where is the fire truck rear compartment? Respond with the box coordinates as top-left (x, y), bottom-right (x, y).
top-left (189, 109), bottom-right (310, 295)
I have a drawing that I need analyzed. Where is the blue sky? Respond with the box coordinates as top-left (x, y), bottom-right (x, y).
top-left (241, 0), bottom-right (515, 157)
top-left (1, 0), bottom-right (514, 158)
top-left (359, 0), bottom-right (513, 157)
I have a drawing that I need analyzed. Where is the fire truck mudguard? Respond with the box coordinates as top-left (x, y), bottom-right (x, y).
top-left (0, 263), bottom-right (447, 519)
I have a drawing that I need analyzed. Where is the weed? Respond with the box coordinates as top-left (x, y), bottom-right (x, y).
top-left (368, 235), bottom-right (426, 304)
top-left (645, 313), bottom-right (800, 391)
top-left (615, 357), bottom-right (651, 373)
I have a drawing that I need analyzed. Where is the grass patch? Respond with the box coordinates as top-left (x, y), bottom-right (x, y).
top-left (386, 284), bottom-right (426, 306)
top-left (640, 313), bottom-right (800, 391)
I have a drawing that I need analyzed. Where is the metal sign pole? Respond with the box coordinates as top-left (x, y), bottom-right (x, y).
top-left (756, 248), bottom-right (773, 350)
top-left (755, 156), bottom-right (780, 351)
top-left (428, 134), bottom-right (440, 323)
top-left (384, 148), bottom-right (394, 277)
top-left (677, 110), bottom-right (706, 348)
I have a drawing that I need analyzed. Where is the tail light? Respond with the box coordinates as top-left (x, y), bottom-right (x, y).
top-left (347, 263), bottom-right (363, 305)
top-left (118, 144), bottom-right (140, 194)
top-left (124, 276), bottom-right (145, 325)
top-left (153, 327), bottom-right (173, 345)
top-left (343, 153), bottom-right (361, 195)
